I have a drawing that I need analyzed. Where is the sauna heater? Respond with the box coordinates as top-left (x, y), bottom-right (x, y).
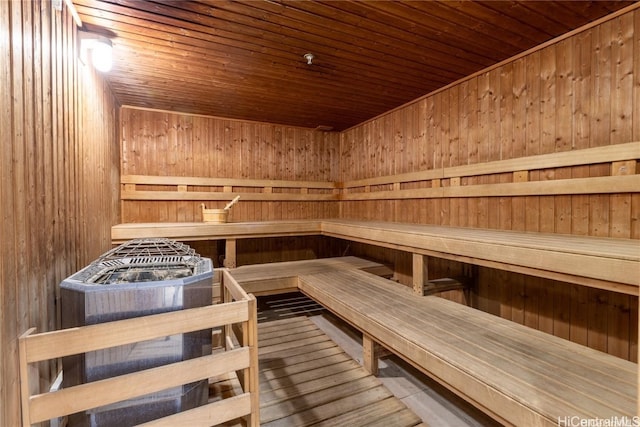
top-left (60, 238), bottom-right (213, 427)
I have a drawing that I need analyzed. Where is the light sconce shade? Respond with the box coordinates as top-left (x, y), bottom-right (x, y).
top-left (80, 33), bottom-right (113, 72)
top-left (91, 38), bottom-right (113, 72)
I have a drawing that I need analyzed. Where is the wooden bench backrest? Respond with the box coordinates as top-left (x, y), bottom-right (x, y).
top-left (341, 141), bottom-right (640, 199)
top-left (120, 142), bottom-right (639, 203)
top-left (121, 175), bottom-right (339, 202)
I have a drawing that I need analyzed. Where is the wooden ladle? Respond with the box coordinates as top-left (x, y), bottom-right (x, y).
top-left (224, 195), bottom-right (241, 210)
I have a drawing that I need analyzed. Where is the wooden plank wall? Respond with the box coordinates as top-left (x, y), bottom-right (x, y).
top-left (340, 10), bottom-right (639, 361)
top-left (120, 107), bottom-right (343, 264)
top-left (120, 107), bottom-right (340, 223)
top-left (0, 1), bottom-right (120, 426)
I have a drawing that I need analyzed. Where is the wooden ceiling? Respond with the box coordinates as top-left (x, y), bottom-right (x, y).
top-left (74, 0), bottom-right (634, 131)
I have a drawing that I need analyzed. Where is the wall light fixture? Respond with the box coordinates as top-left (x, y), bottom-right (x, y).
top-left (80, 32), bottom-right (113, 72)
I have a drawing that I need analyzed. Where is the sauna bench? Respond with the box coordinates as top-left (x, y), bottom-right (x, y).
top-left (111, 220), bottom-right (323, 243)
top-left (111, 219), bottom-right (640, 294)
top-left (227, 256), bottom-right (393, 296)
top-left (298, 268), bottom-right (638, 427)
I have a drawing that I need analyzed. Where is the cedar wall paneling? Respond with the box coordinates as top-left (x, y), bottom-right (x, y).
top-left (340, 10), bottom-right (639, 361)
top-left (120, 107), bottom-right (340, 223)
top-left (120, 108), bottom-right (344, 265)
top-left (0, 1), bottom-right (120, 425)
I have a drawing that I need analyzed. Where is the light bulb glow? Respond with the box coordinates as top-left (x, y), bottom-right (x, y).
top-left (91, 40), bottom-right (113, 72)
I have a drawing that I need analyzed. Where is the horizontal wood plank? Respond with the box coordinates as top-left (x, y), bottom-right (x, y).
top-left (256, 317), bottom-right (421, 427)
top-left (341, 175), bottom-right (640, 200)
top-left (137, 393), bottom-right (252, 427)
top-left (311, 396), bottom-right (416, 427)
top-left (230, 256), bottom-right (392, 296)
top-left (342, 141), bottom-right (640, 188)
top-left (21, 302), bottom-right (248, 362)
top-left (320, 220), bottom-right (640, 290)
top-left (29, 348), bottom-right (250, 423)
top-left (121, 190), bottom-right (338, 202)
top-left (122, 174), bottom-right (337, 189)
top-left (111, 220), bottom-right (322, 243)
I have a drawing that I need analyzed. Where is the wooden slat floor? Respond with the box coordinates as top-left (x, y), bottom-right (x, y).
top-left (210, 293), bottom-right (497, 426)
top-left (258, 316), bottom-right (422, 426)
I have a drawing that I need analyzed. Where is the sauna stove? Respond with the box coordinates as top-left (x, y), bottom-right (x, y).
top-left (60, 238), bottom-right (213, 426)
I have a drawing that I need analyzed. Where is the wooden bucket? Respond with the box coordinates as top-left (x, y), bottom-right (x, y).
top-left (201, 205), bottom-right (229, 223)
top-left (201, 196), bottom-right (240, 223)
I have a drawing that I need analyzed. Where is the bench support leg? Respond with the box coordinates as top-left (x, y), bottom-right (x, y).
top-left (412, 253), bottom-right (428, 295)
top-left (463, 264), bottom-right (477, 306)
top-left (224, 238), bottom-right (237, 268)
top-left (363, 334), bottom-right (379, 375)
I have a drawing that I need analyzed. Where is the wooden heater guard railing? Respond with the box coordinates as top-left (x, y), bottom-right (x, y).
top-left (18, 269), bottom-right (259, 427)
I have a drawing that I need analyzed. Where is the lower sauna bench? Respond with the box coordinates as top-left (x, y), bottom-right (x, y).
top-left (227, 256), bottom-right (393, 297)
top-left (298, 269), bottom-right (637, 427)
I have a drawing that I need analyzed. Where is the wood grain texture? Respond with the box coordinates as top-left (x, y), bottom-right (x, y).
top-left (112, 220), bottom-right (640, 294)
top-left (339, 9), bottom-right (640, 362)
top-left (1, 2), bottom-right (119, 426)
top-left (65, 0), bottom-right (636, 131)
top-left (229, 256), bottom-right (391, 297)
top-left (5, 5), bottom-right (640, 426)
top-left (299, 269), bottom-right (637, 426)
top-left (120, 107), bottom-right (340, 223)
top-left (257, 316), bottom-right (421, 427)
top-left (340, 14), bottom-right (639, 228)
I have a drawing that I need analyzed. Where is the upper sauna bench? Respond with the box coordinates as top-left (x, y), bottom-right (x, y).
top-left (111, 219), bottom-right (640, 295)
